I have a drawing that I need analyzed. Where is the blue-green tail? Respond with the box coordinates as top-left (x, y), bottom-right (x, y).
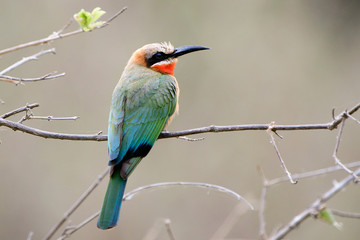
top-left (97, 168), bottom-right (127, 230)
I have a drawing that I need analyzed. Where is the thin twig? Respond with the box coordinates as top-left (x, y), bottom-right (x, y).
top-left (29, 116), bottom-right (80, 121)
top-left (0, 7), bottom-right (127, 56)
top-left (266, 161), bottom-right (360, 186)
top-left (269, 167), bottom-right (360, 240)
top-left (123, 182), bottom-right (254, 210)
top-left (56, 211), bottom-right (99, 240)
top-left (267, 122), bottom-right (297, 184)
top-left (0, 72), bottom-right (66, 85)
top-left (164, 219), bottom-right (176, 240)
top-left (330, 209), bottom-right (360, 219)
top-left (257, 166), bottom-right (268, 239)
top-left (332, 119), bottom-right (360, 182)
top-left (0, 103), bottom-right (39, 119)
top-left (0, 48), bottom-right (56, 75)
top-left (259, 186), bottom-right (268, 240)
top-left (98, 7), bottom-right (128, 28)
top-left (42, 168), bottom-right (109, 240)
top-left (56, 18), bottom-right (73, 35)
top-left (346, 112), bottom-right (360, 125)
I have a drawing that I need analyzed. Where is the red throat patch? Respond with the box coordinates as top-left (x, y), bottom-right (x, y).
top-left (151, 62), bottom-right (177, 75)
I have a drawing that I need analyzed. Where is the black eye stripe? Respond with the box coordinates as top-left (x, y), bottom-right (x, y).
top-left (146, 51), bottom-right (170, 67)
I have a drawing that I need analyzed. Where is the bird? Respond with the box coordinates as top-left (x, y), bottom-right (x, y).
top-left (97, 42), bottom-right (209, 230)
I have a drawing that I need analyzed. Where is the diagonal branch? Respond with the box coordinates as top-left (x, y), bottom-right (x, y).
top-left (266, 161), bottom-right (360, 186)
top-left (0, 103), bottom-right (40, 119)
top-left (0, 49), bottom-right (56, 75)
top-left (267, 122), bottom-right (297, 184)
top-left (269, 167), bottom-right (360, 240)
top-left (0, 7), bottom-right (127, 56)
top-left (42, 168), bottom-right (109, 240)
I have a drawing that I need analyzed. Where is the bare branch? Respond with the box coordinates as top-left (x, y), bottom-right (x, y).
top-left (256, 166), bottom-right (268, 239)
top-left (0, 103), bottom-right (39, 119)
top-left (0, 117), bottom-right (106, 141)
top-left (56, 211), bottom-right (99, 240)
top-left (1, 102), bottom-right (360, 142)
top-left (29, 116), bottom-right (80, 121)
top-left (330, 209), bottom-right (360, 219)
top-left (267, 161), bottom-right (360, 186)
top-left (269, 167), bottom-right (360, 240)
top-left (0, 48), bottom-right (56, 75)
top-left (123, 182), bottom-right (254, 210)
top-left (332, 119), bottom-right (360, 182)
top-left (0, 72), bottom-right (66, 85)
top-left (42, 168), bottom-right (108, 240)
top-left (0, 7), bottom-right (127, 56)
top-left (98, 7), bottom-right (128, 28)
top-left (259, 186), bottom-right (268, 240)
top-left (267, 122), bottom-right (297, 184)
top-left (346, 112), bottom-right (360, 125)
top-left (177, 136), bottom-right (205, 141)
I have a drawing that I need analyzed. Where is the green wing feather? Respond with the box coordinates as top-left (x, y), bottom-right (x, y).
top-left (108, 73), bottom-right (178, 177)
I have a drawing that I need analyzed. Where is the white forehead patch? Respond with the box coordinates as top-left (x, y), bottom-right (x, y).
top-left (143, 42), bottom-right (174, 56)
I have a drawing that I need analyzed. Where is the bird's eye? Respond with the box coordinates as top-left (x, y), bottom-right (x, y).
top-left (153, 52), bottom-right (164, 60)
top-left (146, 51), bottom-right (167, 67)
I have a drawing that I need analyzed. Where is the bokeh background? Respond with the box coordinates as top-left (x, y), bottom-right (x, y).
top-left (1, 1), bottom-right (360, 239)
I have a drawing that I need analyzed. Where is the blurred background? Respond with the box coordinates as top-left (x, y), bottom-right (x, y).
top-left (1, 0), bottom-right (360, 239)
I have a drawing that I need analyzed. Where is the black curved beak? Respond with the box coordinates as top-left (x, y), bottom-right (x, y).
top-left (170, 45), bottom-right (210, 58)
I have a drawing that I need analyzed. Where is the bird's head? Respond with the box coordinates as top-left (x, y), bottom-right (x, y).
top-left (129, 42), bottom-right (209, 75)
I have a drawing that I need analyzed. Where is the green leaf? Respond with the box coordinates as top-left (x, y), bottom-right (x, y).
top-left (74, 7), bottom-right (106, 32)
top-left (319, 209), bottom-right (342, 230)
